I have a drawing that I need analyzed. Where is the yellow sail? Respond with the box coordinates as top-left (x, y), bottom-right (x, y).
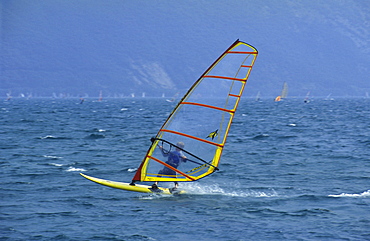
top-left (132, 40), bottom-right (258, 183)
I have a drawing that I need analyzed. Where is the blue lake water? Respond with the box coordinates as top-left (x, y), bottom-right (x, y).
top-left (1, 97), bottom-right (369, 240)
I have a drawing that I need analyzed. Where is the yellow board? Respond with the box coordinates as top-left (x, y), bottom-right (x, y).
top-left (80, 173), bottom-right (185, 195)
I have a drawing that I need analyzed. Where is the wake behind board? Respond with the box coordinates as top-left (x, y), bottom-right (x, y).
top-left (80, 173), bottom-right (185, 195)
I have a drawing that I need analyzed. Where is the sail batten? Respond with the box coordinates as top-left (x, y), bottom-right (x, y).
top-left (132, 40), bottom-right (258, 183)
top-left (203, 75), bottom-right (247, 82)
top-left (160, 129), bottom-right (224, 147)
top-left (227, 51), bottom-right (258, 54)
top-left (181, 102), bottom-right (235, 113)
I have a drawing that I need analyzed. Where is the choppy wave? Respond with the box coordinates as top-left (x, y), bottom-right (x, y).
top-left (39, 135), bottom-right (71, 140)
top-left (66, 166), bottom-right (86, 172)
top-left (84, 133), bottom-right (105, 139)
top-left (43, 155), bottom-right (63, 159)
top-left (49, 163), bottom-right (63, 167)
top-left (91, 128), bottom-right (106, 132)
top-left (251, 134), bottom-right (270, 140)
top-left (328, 190), bottom-right (370, 198)
top-left (2, 98), bottom-right (370, 241)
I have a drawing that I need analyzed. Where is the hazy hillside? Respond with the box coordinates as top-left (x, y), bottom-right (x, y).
top-left (1, 0), bottom-right (369, 98)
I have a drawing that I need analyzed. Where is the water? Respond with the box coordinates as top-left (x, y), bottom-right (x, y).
top-left (1, 97), bottom-right (369, 240)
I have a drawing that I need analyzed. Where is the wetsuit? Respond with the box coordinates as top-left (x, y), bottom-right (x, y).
top-left (158, 149), bottom-right (186, 177)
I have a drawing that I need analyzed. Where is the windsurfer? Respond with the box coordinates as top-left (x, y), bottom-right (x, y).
top-left (152, 142), bottom-right (187, 190)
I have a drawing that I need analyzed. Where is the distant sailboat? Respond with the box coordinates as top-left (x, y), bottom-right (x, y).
top-left (98, 91), bottom-right (103, 101)
top-left (325, 93), bottom-right (334, 101)
top-left (275, 82), bottom-right (288, 102)
top-left (6, 91), bottom-right (12, 101)
top-left (304, 91), bottom-right (310, 103)
top-left (255, 91), bottom-right (261, 101)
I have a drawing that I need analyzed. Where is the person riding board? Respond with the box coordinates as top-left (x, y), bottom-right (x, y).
top-left (152, 142), bottom-right (187, 190)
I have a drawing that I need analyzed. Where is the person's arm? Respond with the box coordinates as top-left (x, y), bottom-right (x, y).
top-left (181, 152), bottom-right (187, 162)
top-left (159, 146), bottom-right (168, 157)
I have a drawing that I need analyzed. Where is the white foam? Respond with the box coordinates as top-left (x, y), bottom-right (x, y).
top-left (136, 183), bottom-right (278, 199)
top-left (224, 190), bottom-right (279, 198)
top-left (40, 135), bottom-right (56, 139)
top-left (50, 163), bottom-right (63, 167)
top-left (66, 166), bottom-right (86, 172)
top-left (127, 168), bottom-right (137, 172)
top-left (180, 183), bottom-right (278, 197)
top-left (43, 155), bottom-right (62, 159)
top-left (329, 190), bottom-right (370, 198)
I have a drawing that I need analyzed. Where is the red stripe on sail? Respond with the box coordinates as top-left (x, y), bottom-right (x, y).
top-left (181, 101), bottom-right (235, 113)
top-left (203, 75), bottom-right (246, 82)
top-left (160, 129), bottom-right (224, 147)
top-left (227, 51), bottom-right (258, 54)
